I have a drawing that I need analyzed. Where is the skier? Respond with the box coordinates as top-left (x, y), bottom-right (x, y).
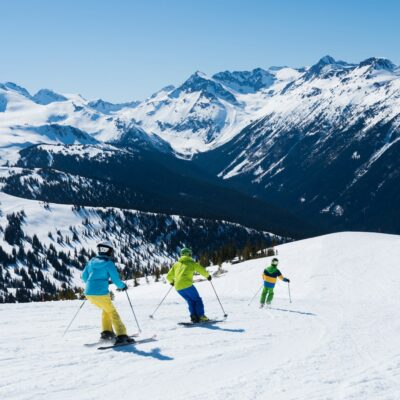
top-left (167, 247), bottom-right (211, 323)
top-left (82, 241), bottom-right (134, 345)
top-left (260, 257), bottom-right (290, 308)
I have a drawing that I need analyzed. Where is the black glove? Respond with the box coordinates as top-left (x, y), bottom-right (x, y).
top-left (117, 284), bottom-right (128, 291)
top-left (207, 275), bottom-right (212, 281)
top-left (170, 281), bottom-right (174, 286)
top-left (283, 278), bottom-right (290, 283)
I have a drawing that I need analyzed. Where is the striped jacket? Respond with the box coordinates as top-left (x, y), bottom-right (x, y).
top-left (262, 265), bottom-right (284, 288)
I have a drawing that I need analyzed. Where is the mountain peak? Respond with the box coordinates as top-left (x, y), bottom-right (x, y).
top-left (88, 98), bottom-right (140, 114)
top-left (318, 55), bottom-right (337, 65)
top-left (305, 55), bottom-right (354, 80)
top-left (212, 68), bottom-right (275, 94)
top-left (4, 82), bottom-right (31, 98)
top-left (359, 57), bottom-right (396, 71)
top-left (169, 71), bottom-right (239, 105)
top-left (33, 89), bottom-right (67, 105)
top-left (187, 71), bottom-right (209, 82)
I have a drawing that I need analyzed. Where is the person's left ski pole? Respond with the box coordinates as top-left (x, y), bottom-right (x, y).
top-left (287, 282), bottom-right (292, 303)
top-left (149, 285), bottom-right (173, 319)
top-left (63, 299), bottom-right (86, 337)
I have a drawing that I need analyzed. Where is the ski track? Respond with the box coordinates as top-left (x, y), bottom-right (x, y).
top-left (0, 232), bottom-right (399, 400)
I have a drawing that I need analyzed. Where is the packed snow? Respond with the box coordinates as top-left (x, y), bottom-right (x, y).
top-left (1, 232), bottom-right (399, 399)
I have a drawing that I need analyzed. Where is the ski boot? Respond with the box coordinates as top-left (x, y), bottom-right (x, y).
top-left (115, 335), bottom-right (135, 345)
top-left (190, 315), bottom-right (200, 323)
top-left (265, 302), bottom-right (271, 308)
top-left (259, 303), bottom-right (264, 309)
top-left (199, 315), bottom-right (210, 323)
top-left (100, 330), bottom-right (116, 340)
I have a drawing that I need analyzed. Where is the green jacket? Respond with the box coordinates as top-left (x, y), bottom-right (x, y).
top-left (167, 256), bottom-right (210, 291)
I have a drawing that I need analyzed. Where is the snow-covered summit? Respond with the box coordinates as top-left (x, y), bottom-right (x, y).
top-left (359, 56), bottom-right (397, 72)
top-left (2, 82), bottom-right (32, 98)
top-left (32, 89), bottom-right (68, 105)
top-left (213, 67), bottom-right (276, 94)
top-left (169, 71), bottom-right (240, 106)
top-left (88, 98), bottom-right (140, 114)
top-left (303, 55), bottom-right (356, 80)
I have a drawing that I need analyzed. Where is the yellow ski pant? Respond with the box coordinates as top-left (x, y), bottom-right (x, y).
top-left (86, 294), bottom-right (127, 336)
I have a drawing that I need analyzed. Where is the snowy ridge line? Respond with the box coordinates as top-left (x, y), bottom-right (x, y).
top-left (0, 55), bottom-right (398, 160)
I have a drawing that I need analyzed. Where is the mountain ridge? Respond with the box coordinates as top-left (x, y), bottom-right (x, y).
top-left (0, 55), bottom-right (399, 234)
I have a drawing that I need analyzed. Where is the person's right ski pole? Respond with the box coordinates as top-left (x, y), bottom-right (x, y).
top-left (125, 290), bottom-right (142, 334)
top-left (149, 285), bottom-right (173, 319)
top-left (288, 282), bottom-right (292, 303)
top-left (248, 284), bottom-right (263, 306)
top-left (63, 299), bottom-right (86, 337)
top-left (210, 280), bottom-right (228, 318)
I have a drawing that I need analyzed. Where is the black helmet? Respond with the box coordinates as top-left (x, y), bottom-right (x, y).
top-left (271, 258), bottom-right (279, 266)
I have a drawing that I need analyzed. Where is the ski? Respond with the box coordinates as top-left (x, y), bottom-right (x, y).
top-left (97, 335), bottom-right (157, 350)
top-left (84, 333), bottom-right (140, 347)
top-left (178, 319), bottom-right (226, 327)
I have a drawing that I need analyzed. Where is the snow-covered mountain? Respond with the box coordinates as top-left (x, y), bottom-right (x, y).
top-left (195, 56), bottom-right (400, 232)
top-left (0, 66), bottom-right (303, 158)
top-left (1, 56), bottom-right (398, 160)
top-left (0, 82), bottom-right (148, 162)
top-left (1, 55), bottom-right (400, 235)
top-left (1, 232), bottom-right (399, 399)
top-left (118, 67), bottom-right (302, 153)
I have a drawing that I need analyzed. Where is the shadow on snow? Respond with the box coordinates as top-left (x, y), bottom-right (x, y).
top-left (185, 324), bottom-right (245, 333)
top-left (113, 345), bottom-right (174, 360)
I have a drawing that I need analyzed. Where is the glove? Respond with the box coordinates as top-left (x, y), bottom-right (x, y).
top-left (207, 275), bottom-right (212, 281)
top-left (283, 278), bottom-right (290, 283)
top-left (117, 284), bottom-right (128, 291)
top-left (170, 281), bottom-right (174, 286)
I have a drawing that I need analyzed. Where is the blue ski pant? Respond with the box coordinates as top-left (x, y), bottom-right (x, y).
top-left (177, 285), bottom-right (205, 317)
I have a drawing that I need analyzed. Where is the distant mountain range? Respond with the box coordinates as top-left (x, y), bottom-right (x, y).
top-left (1, 55), bottom-right (399, 235)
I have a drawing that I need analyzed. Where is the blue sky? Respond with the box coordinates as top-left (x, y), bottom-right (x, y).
top-left (0, 0), bottom-right (398, 102)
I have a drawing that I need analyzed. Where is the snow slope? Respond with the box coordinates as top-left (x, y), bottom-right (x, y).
top-left (1, 232), bottom-right (399, 399)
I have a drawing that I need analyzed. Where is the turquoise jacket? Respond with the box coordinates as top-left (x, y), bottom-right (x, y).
top-left (82, 256), bottom-right (125, 295)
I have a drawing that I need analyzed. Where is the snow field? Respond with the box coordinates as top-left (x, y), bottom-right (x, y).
top-left (0, 232), bottom-right (399, 400)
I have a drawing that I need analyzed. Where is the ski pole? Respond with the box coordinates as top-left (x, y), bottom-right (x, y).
top-left (125, 290), bottom-right (142, 333)
top-left (248, 284), bottom-right (263, 306)
top-left (149, 285), bottom-right (173, 319)
top-left (63, 299), bottom-right (86, 337)
top-left (288, 282), bottom-right (292, 303)
top-left (209, 280), bottom-right (228, 318)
